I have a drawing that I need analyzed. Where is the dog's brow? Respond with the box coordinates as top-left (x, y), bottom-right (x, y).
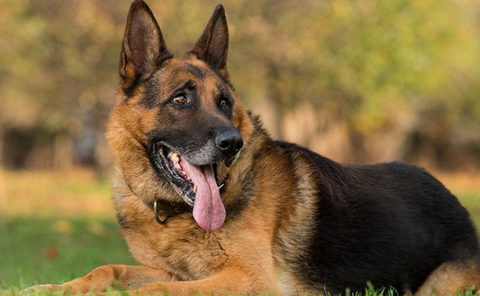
top-left (172, 80), bottom-right (195, 93)
top-left (218, 84), bottom-right (230, 94)
top-left (185, 63), bottom-right (206, 79)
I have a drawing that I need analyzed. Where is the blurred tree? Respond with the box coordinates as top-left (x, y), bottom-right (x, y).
top-left (0, 0), bottom-right (479, 172)
top-left (0, 0), bottom-right (128, 174)
top-left (225, 0), bottom-right (480, 165)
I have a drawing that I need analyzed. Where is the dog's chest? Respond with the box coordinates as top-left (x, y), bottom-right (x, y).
top-left (122, 216), bottom-right (229, 280)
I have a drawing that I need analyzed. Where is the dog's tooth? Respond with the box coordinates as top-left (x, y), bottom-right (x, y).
top-left (170, 152), bottom-right (180, 163)
top-left (174, 162), bottom-right (182, 170)
top-left (193, 185), bottom-right (197, 193)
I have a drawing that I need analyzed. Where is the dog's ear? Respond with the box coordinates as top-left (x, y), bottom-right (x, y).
top-left (190, 5), bottom-right (229, 80)
top-left (119, 0), bottom-right (172, 88)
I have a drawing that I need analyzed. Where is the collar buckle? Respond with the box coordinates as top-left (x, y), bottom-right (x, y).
top-left (154, 200), bottom-right (168, 224)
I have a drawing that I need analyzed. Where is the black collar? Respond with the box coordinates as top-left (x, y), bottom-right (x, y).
top-left (149, 182), bottom-right (226, 225)
top-left (150, 199), bottom-right (192, 224)
top-left (124, 174), bottom-right (225, 225)
top-left (123, 175), bottom-right (193, 225)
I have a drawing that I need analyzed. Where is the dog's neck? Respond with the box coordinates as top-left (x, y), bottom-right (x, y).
top-left (214, 114), bottom-right (272, 207)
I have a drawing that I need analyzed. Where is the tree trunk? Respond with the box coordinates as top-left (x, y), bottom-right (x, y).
top-left (0, 98), bottom-right (6, 207)
top-left (346, 116), bottom-right (368, 163)
top-left (266, 62), bottom-right (285, 140)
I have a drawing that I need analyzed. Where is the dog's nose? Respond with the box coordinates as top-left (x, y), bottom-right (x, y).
top-left (215, 129), bottom-right (243, 157)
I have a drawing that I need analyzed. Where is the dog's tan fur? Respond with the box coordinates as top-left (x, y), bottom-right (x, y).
top-left (27, 1), bottom-right (480, 295)
top-left (415, 258), bottom-right (480, 296)
top-left (36, 124), bottom-right (298, 295)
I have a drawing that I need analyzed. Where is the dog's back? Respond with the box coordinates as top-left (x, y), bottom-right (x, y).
top-left (274, 141), bottom-right (480, 294)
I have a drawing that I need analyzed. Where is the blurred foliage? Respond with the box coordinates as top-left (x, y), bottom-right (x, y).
top-left (0, 0), bottom-right (479, 170)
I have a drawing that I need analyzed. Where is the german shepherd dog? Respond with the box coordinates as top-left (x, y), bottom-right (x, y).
top-left (30, 0), bottom-right (480, 295)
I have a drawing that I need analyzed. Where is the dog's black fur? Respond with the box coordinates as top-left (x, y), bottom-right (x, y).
top-left (27, 2), bottom-right (480, 294)
top-left (275, 141), bottom-right (479, 293)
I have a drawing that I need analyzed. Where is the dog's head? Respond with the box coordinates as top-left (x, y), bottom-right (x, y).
top-left (107, 0), bottom-right (254, 231)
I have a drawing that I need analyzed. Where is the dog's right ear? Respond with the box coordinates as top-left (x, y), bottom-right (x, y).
top-left (190, 5), bottom-right (229, 80)
top-left (119, 0), bottom-right (172, 89)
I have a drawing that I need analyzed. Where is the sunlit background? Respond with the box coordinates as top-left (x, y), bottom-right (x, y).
top-left (1, 0), bottom-right (480, 289)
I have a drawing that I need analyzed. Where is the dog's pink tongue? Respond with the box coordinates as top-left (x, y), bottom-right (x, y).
top-left (179, 158), bottom-right (226, 231)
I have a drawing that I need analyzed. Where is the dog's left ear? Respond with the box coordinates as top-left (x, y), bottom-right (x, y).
top-left (190, 5), bottom-right (229, 80)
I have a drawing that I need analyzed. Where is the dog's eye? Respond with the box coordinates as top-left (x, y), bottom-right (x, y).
top-left (218, 98), bottom-right (229, 110)
top-left (173, 95), bottom-right (189, 106)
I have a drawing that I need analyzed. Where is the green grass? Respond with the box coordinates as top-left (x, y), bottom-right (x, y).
top-left (0, 218), bottom-right (133, 289)
top-left (0, 175), bottom-right (479, 295)
top-left (459, 192), bottom-right (480, 227)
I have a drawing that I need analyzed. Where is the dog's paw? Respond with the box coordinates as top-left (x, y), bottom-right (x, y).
top-left (23, 284), bottom-right (64, 293)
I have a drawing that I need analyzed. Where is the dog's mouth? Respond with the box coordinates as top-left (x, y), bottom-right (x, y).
top-left (152, 144), bottom-right (226, 231)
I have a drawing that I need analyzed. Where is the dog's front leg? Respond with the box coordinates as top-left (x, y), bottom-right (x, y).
top-left (124, 268), bottom-right (279, 296)
top-left (26, 265), bottom-right (178, 293)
